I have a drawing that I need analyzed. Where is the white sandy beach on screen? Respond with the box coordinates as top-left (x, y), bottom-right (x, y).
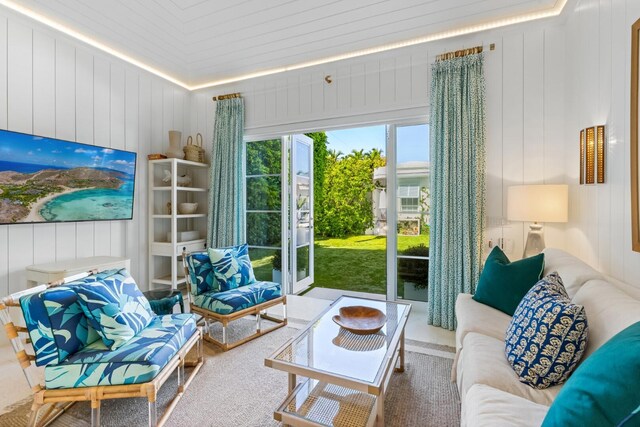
top-left (23, 186), bottom-right (94, 222)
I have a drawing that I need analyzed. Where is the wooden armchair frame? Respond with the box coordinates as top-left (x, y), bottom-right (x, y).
top-left (183, 250), bottom-right (287, 351)
top-left (0, 271), bottom-right (204, 427)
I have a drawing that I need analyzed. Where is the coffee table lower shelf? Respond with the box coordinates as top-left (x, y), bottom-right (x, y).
top-left (275, 378), bottom-right (378, 427)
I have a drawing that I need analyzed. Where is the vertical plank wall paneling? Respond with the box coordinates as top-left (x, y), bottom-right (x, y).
top-left (192, 23), bottom-right (567, 260)
top-left (564, 0), bottom-right (640, 287)
top-left (54, 40), bottom-right (78, 262)
top-left (7, 20), bottom-right (33, 294)
top-left (0, 17), bottom-right (7, 297)
top-left (0, 10), bottom-right (190, 293)
top-left (32, 31), bottom-right (56, 266)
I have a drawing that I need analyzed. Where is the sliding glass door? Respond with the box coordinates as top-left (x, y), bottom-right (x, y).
top-left (291, 134), bottom-right (314, 294)
top-left (245, 134), bottom-right (314, 295)
top-left (387, 123), bottom-right (430, 302)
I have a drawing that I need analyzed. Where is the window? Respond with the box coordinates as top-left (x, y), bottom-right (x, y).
top-left (400, 197), bottom-right (419, 212)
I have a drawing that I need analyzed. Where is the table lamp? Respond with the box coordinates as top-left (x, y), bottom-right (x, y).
top-left (507, 185), bottom-right (568, 258)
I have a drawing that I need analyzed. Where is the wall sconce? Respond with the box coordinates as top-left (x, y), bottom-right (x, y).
top-left (596, 125), bottom-right (605, 183)
top-left (579, 125), bottom-right (605, 185)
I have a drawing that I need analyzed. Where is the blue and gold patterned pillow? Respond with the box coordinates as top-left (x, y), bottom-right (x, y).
top-left (207, 244), bottom-right (256, 292)
top-left (505, 272), bottom-right (589, 389)
top-left (74, 270), bottom-right (155, 350)
top-left (185, 252), bottom-right (218, 296)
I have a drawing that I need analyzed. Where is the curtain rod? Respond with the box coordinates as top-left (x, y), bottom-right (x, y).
top-left (212, 93), bottom-right (241, 101)
top-left (436, 43), bottom-right (494, 62)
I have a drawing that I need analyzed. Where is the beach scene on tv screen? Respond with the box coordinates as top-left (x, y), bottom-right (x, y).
top-left (0, 131), bottom-right (136, 224)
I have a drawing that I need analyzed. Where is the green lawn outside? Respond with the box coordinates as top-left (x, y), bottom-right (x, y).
top-left (249, 233), bottom-right (429, 295)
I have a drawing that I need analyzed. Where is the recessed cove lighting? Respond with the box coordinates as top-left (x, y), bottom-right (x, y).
top-left (0, 0), bottom-right (568, 91)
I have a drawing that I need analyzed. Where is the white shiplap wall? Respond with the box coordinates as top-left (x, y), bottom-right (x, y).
top-left (0, 10), bottom-right (191, 295)
top-left (191, 20), bottom-right (568, 261)
top-left (564, 0), bottom-right (640, 287)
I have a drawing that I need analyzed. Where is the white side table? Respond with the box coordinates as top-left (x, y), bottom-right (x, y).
top-left (26, 256), bottom-right (131, 287)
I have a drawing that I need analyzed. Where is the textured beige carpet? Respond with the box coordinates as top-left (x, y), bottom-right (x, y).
top-left (0, 323), bottom-right (460, 427)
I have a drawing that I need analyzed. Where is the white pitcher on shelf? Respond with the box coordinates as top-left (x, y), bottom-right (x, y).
top-left (162, 170), bottom-right (192, 187)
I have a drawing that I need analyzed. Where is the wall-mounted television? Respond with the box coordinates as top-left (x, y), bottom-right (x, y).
top-left (0, 129), bottom-right (136, 225)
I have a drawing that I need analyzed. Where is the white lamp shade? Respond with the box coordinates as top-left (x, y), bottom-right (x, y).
top-left (507, 185), bottom-right (568, 223)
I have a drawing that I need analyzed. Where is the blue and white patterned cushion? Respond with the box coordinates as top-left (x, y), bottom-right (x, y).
top-left (185, 251), bottom-right (218, 296)
top-left (505, 272), bottom-right (589, 389)
top-left (44, 314), bottom-right (197, 389)
top-left (19, 269), bottom-right (122, 366)
top-left (193, 280), bottom-right (281, 315)
top-left (207, 244), bottom-right (256, 291)
top-left (74, 272), bottom-right (155, 350)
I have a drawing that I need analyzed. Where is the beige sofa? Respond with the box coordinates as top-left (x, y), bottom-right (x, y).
top-left (454, 248), bottom-right (640, 426)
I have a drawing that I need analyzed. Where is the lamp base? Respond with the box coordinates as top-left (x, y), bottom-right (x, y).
top-left (523, 223), bottom-right (545, 258)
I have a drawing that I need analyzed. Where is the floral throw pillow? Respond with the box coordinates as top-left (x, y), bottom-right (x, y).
top-left (74, 271), bottom-right (155, 350)
top-left (207, 243), bottom-right (256, 292)
top-left (505, 272), bottom-right (589, 389)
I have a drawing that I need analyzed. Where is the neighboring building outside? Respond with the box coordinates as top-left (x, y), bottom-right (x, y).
top-left (371, 161), bottom-right (430, 236)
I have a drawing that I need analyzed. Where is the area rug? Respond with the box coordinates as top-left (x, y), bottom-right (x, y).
top-left (0, 323), bottom-right (460, 427)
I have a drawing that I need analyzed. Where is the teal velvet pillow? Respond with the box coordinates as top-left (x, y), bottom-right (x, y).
top-left (207, 244), bottom-right (256, 292)
top-left (542, 321), bottom-right (640, 427)
top-left (473, 246), bottom-right (544, 316)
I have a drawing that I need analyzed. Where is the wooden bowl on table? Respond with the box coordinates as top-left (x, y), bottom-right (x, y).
top-left (332, 306), bottom-right (387, 335)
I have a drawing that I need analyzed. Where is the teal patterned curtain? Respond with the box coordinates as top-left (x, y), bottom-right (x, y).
top-left (428, 53), bottom-right (486, 330)
top-left (207, 97), bottom-right (246, 248)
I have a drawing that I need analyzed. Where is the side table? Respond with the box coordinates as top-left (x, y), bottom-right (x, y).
top-left (143, 289), bottom-right (185, 315)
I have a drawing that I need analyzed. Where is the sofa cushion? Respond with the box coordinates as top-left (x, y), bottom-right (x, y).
top-left (19, 269), bottom-right (123, 366)
top-left (455, 293), bottom-right (512, 351)
top-left (505, 272), bottom-right (588, 389)
top-left (185, 251), bottom-right (218, 296)
top-left (208, 244), bottom-right (256, 292)
top-left (458, 332), bottom-right (561, 405)
top-left (541, 248), bottom-right (603, 298)
top-left (44, 314), bottom-right (197, 389)
top-left (192, 281), bottom-right (282, 315)
top-left (473, 246), bottom-right (544, 316)
top-left (571, 279), bottom-right (640, 358)
top-left (75, 272), bottom-right (154, 350)
top-left (542, 321), bottom-right (640, 427)
top-left (464, 384), bottom-right (549, 427)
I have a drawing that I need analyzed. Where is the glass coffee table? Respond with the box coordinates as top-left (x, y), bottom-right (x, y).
top-left (265, 296), bottom-right (411, 427)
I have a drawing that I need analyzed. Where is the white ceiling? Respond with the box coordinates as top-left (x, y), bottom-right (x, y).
top-left (14, 0), bottom-right (562, 88)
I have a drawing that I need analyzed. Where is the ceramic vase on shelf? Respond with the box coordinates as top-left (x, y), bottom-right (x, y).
top-left (166, 130), bottom-right (184, 159)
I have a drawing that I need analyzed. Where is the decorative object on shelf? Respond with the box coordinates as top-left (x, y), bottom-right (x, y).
top-left (597, 125), bottom-right (606, 183)
top-left (166, 130), bottom-right (184, 159)
top-left (167, 202), bottom-right (172, 214)
top-left (332, 306), bottom-right (387, 335)
top-left (184, 133), bottom-right (206, 163)
top-left (178, 203), bottom-right (198, 214)
top-left (147, 153), bottom-right (167, 160)
top-left (507, 184), bottom-right (569, 257)
top-left (167, 230), bottom-right (200, 242)
top-left (162, 170), bottom-right (192, 187)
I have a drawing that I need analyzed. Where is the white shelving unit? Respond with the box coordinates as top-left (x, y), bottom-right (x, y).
top-left (148, 158), bottom-right (209, 290)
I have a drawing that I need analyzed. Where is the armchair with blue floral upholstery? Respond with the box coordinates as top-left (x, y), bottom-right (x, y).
top-left (183, 244), bottom-right (287, 351)
top-left (0, 268), bottom-right (203, 427)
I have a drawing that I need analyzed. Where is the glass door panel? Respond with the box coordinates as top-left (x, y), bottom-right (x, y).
top-left (246, 139), bottom-right (284, 284)
top-left (394, 124), bottom-right (430, 301)
top-left (291, 134), bottom-right (314, 294)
